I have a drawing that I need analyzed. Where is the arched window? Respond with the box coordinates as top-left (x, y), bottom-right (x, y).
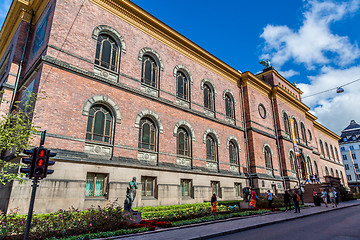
top-left (229, 140), bottom-right (238, 165)
top-left (336, 170), bottom-right (339, 178)
top-left (177, 127), bottom-right (191, 157)
top-left (319, 140), bottom-right (325, 157)
top-left (206, 134), bottom-right (217, 162)
top-left (86, 105), bottom-right (113, 143)
top-left (300, 122), bottom-right (307, 145)
top-left (340, 171), bottom-right (344, 184)
top-left (330, 168), bottom-right (334, 177)
top-left (225, 94), bottom-right (235, 119)
top-left (176, 71), bottom-right (189, 101)
top-left (293, 118), bottom-right (300, 142)
top-left (264, 146), bottom-right (273, 169)
top-left (325, 142), bottom-right (330, 159)
top-left (314, 161), bottom-right (319, 175)
top-left (306, 157), bottom-right (313, 176)
top-left (204, 84), bottom-right (214, 111)
top-left (325, 166), bottom-right (329, 176)
top-left (141, 55), bottom-right (159, 88)
top-left (289, 151), bottom-right (296, 171)
top-left (330, 145), bottom-right (335, 161)
top-left (138, 118), bottom-right (157, 151)
top-left (335, 147), bottom-right (339, 162)
top-left (95, 34), bottom-right (119, 72)
top-left (283, 112), bottom-right (290, 136)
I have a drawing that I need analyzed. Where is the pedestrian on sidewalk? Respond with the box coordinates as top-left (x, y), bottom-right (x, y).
top-left (329, 189), bottom-right (337, 208)
top-left (292, 190), bottom-right (301, 213)
top-left (284, 190), bottom-right (291, 212)
top-left (211, 193), bottom-right (217, 215)
top-left (300, 184), bottom-right (305, 205)
top-left (267, 190), bottom-right (273, 211)
top-left (334, 189), bottom-right (339, 205)
top-left (249, 189), bottom-right (258, 209)
top-left (321, 189), bottom-right (328, 207)
top-left (313, 188), bottom-right (317, 203)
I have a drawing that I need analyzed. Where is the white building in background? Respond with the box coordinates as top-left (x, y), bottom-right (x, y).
top-left (339, 120), bottom-right (360, 191)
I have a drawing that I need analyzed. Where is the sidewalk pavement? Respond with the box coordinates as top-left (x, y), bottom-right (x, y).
top-left (106, 200), bottom-right (360, 240)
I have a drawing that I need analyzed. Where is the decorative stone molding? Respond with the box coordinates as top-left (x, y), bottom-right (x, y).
top-left (173, 120), bottom-right (196, 141)
top-left (92, 25), bottom-right (126, 53)
top-left (230, 165), bottom-right (239, 172)
top-left (173, 65), bottom-right (193, 84)
top-left (140, 84), bottom-right (159, 97)
top-left (94, 66), bottom-right (119, 82)
top-left (138, 47), bottom-right (164, 71)
top-left (82, 95), bottom-right (122, 124)
top-left (84, 143), bottom-right (112, 159)
top-left (175, 98), bottom-right (190, 108)
top-left (203, 129), bottom-right (220, 145)
top-left (225, 117), bottom-right (235, 125)
top-left (222, 89), bottom-right (236, 104)
top-left (200, 78), bottom-right (217, 96)
top-left (134, 109), bottom-right (164, 133)
top-left (176, 157), bottom-right (191, 167)
top-left (137, 151), bottom-right (157, 165)
top-left (206, 161), bottom-right (218, 170)
top-left (204, 109), bottom-right (215, 118)
top-left (226, 136), bottom-right (241, 150)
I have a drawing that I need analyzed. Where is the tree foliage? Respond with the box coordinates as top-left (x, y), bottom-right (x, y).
top-left (0, 93), bottom-right (40, 184)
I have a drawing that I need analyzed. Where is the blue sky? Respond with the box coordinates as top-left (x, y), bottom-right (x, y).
top-left (1, 0), bottom-right (360, 134)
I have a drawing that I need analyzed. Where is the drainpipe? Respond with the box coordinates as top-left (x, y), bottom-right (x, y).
top-left (9, 10), bottom-right (34, 112)
top-left (270, 87), bottom-right (287, 191)
top-left (239, 75), bottom-right (252, 188)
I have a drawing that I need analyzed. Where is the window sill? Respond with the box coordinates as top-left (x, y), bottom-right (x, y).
top-left (85, 197), bottom-right (107, 201)
top-left (141, 196), bottom-right (157, 200)
top-left (182, 196), bottom-right (193, 200)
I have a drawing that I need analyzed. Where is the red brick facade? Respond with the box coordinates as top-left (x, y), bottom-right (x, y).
top-left (0, 0), bottom-right (346, 213)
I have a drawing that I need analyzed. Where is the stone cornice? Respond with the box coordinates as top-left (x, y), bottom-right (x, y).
top-left (89, 0), bottom-right (241, 84)
top-left (272, 86), bottom-right (310, 113)
top-left (241, 71), bottom-right (272, 97)
top-left (314, 121), bottom-right (340, 141)
top-left (256, 69), bottom-right (303, 94)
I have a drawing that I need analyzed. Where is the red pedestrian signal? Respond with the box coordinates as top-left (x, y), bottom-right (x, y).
top-left (33, 147), bottom-right (47, 178)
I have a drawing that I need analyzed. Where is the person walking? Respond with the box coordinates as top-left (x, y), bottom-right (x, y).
top-left (211, 193), bottom-right (217, 215)
top-left (334, 189), bottom-right (339, 205)
top-left (312, 189), bottom-right (317, 204)
top-left (284, 190), bottom-right (291, 212)
top-left (249, 189), bottom-right (258, 209)
top-left (329, 189), bottom-right (337, 208)
top-left (293, 190), bottom-right (301, 213)
top-left (321, 189), bottom-right (328, 207)
top-left (267, 190), bottom-right (273, 211)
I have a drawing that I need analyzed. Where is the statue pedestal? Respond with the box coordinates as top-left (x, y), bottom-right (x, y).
top-left (131, 211), bottom-right (142, 224)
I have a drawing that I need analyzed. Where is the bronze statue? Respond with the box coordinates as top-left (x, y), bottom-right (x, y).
top-left (124, 177), bottom-right (138, 211)
top-left (259, 59), bottom-right (272, 69)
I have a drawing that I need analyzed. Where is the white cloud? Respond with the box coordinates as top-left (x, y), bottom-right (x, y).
top-left (298, 66), bottom-right (360, 134)
top-left (278, 69), bottom-right (300, 78)
top-left (0, 0), bottom-right (12, 28)
top-left (260, 0), bottom-right (360, 69)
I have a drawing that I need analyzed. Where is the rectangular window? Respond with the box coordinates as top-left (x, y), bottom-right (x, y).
top-left (234, 183), bottom-right (242, 197)
top-left (350, 146), bottom-right (355, 150)
top-left (353, 154), bottom-right (357, 159)
top-left (341, 147), bottom-right (345, 151)
top-left (181, 179), bottom-right (192, 197)
top-left (357, 174), bottom-right (360, 180)
top-left (345, 164), bottom-right (349, 170)
top-left (355, 163), bottom-right (359, 170)
top-left (31, 6), bottom-right (51, 58)
top-left (347, 175), bottom-right (352, 181)
top-left (211, 181), bottom-right (221, 198)
top-left (85, 173), bottom-right (108, 197)
top-left (343, 155), bottom-right (347, 160)
top-left (141, 176), bottom-right (156, 197)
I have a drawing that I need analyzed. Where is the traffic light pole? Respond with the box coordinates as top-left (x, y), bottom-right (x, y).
top-left (23, 177), bottom-right (39, 240)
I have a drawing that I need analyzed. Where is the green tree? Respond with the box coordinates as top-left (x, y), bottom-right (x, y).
top-left (0, 93), bottom-right (40, 184)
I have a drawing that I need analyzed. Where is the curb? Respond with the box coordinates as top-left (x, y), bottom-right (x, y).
top-left (190, 202), bottom-right (360, 240)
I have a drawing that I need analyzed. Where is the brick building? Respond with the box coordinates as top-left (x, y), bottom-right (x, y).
top-left (0, 0), bottom-right (346, 214)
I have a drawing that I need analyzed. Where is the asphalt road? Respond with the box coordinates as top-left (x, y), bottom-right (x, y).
top-left (209, 205), bottom-right (360, 240)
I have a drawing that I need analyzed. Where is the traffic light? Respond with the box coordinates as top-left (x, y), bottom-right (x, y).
top-left (21, 148), bottom-right (37, 178)
top-left (33, 147), bottom-right (47, 178)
